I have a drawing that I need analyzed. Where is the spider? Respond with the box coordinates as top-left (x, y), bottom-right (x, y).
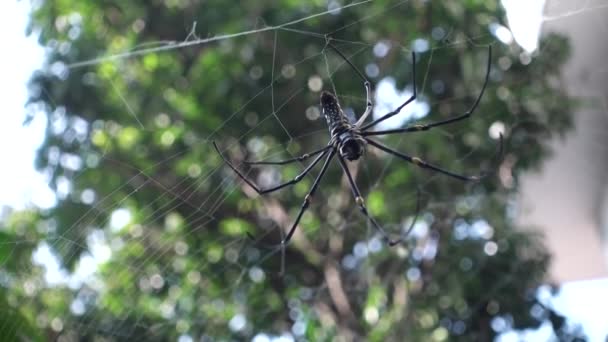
top-left (213, 40), bottom-right (500, 247)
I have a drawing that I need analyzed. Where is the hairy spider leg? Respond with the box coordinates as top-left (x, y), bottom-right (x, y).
top-left (215, 141), bottom-right (336, 248)
top-left (250, 150), bottom-right (336, 275)
top-left (280, 149), bottom-right (336, 245)
top-left (360, 51), bottom-right (417, 131)
top-left (242, 145), bottom-right (332, 166)
top-left (338, 155), bottom-right (420, 246)
top-left (363, 45), bottom-right (492, 137)
top-left (212, 141), bottom-right (330, 194)
top-left (325, 39), bottom-right (374, 127)
top-left (366, 136), bottom-right (503, 182)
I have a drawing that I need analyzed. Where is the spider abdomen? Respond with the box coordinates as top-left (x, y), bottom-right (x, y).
top-left (320, 91), bottom-right (350, 134)
top-left (320, 91), bottom-right (366, 161)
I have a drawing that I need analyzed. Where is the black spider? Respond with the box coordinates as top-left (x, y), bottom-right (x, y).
top-left (213, 41), bottom-right (500, 247)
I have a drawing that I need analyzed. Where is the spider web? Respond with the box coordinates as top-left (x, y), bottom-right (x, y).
top-left (3, 0), bottom-right (607, 340)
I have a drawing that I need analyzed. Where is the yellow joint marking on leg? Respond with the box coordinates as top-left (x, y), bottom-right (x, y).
top-left (305, 194), bottom-right (312, 203)
top-left (302, 154), bottom-right (309, 159)
top-left (355, 196), bottom-right (364, 206)
top-left (415, 124), bottom-right (425, 130)
top-left (412, 157), bottom-right (423, 165)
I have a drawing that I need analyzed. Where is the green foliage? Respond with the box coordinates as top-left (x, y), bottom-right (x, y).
top-left (1, 0), bottom-right (582, 340)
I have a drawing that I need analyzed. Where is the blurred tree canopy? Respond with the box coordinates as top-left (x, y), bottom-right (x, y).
top-left (0, 0), bottom-right (585, 340)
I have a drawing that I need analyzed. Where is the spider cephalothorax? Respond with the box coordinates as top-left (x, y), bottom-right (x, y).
top-left (214, 41), bottom-right (500, 250)
top-left (321, 91), bottom-right (367, 161)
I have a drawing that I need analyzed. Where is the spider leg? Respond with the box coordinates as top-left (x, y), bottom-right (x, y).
top-left (244, 149), bottom-right (337, 250)
top-left (325, 39), bottom-right (373, 126)
top-left (363, 45), bottom-right (492, 136)
top-left (337, 155), bottom-right (404, 246)
top-left (243, 145), bottom-right (332, 166)
top-left (366, 138), bottom-right (499, 181)
top-left (280, 149), bottom-right (336, 245)
top-left (213, 141), bottom-right (328, 194)
top-left (355, 78), bottom-right (373, 127)
top-left (402, 187), bottom-right (422, 237)
top-left (360, 51), bottom-right (417, 131)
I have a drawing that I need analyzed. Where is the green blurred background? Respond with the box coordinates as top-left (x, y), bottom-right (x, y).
top-left (0, 0), bottom-right (591, 341)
